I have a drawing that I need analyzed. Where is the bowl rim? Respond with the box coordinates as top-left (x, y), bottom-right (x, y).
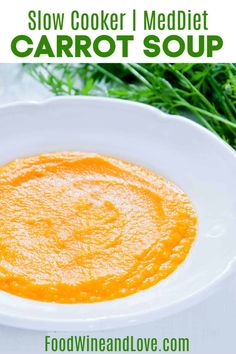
top-left (1, 95), bottom-right (235, 154)
top-left (0, 95), bottom-right (235, 331)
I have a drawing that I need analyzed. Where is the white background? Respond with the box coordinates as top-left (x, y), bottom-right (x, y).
top-left (0, 65), bottom-right (235, 353)
top-left (0, 0), bottom-right (235, 63)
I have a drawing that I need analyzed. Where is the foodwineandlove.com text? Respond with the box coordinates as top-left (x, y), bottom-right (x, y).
top-left (45, 335), bottom-right (190, 352)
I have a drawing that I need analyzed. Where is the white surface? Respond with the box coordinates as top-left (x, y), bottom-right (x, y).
top-left (0, 96), bottom-right (236, 331)
top-left (0, 65), bottom-right (235, 352)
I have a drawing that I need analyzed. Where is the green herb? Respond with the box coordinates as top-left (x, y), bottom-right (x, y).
top-left (24, 63), bottom-right (236, 148)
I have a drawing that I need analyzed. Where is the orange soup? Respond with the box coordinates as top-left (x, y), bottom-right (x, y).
top-left (0, 152), bottom-right (197, 303)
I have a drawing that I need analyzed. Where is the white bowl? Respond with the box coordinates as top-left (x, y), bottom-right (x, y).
top-left (0, 96), bottom-right (235, 331)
